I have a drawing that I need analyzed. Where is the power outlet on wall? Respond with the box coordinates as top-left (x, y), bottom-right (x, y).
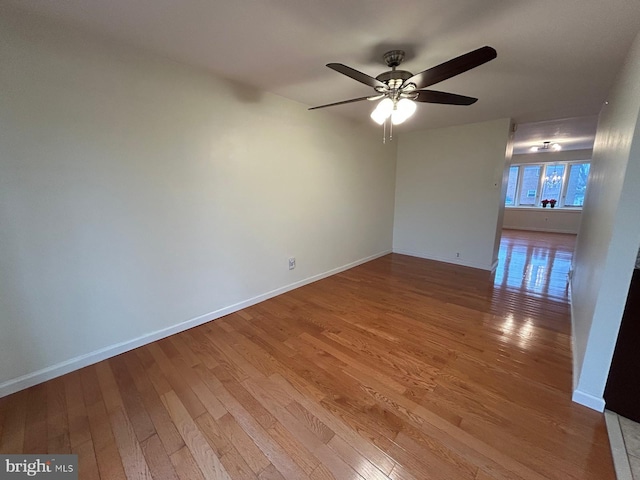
top-left (456, 252), bottom-right (460, 258)
top-left (288, 257), bottom-right (296, 270)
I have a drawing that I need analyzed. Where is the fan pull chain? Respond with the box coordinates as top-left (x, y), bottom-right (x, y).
top-left (382, 118), bottom-right (395, 144)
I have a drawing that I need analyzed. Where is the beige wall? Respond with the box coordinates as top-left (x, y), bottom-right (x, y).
top-left (0, 11), bottom-right (397, 394)
top-left (393, 119), bottom-right (512, 270)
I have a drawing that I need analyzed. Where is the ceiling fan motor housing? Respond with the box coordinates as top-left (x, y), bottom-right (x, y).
top-left (383, 50), bottom-right (405, 67)
top-left (377, 50), bottom-right (415, 92)
top-left (376, 70), bottom-right (413, 85)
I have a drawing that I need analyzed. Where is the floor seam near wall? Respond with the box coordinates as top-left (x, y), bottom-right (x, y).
top-left (605, 410), bottom-right (639, 480)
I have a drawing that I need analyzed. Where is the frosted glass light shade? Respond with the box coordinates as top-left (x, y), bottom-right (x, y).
top-left (370, 98), bottom-right (394, 124)
top-left (391, 99), bottom-right (416, 125)
top-left (370, 108), bottom-right (387, 125)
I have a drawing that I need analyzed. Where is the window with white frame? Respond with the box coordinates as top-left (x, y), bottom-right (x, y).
top-left (504, 161), bottom-right (590, 208)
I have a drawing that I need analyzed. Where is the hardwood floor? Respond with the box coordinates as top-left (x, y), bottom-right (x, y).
top-left (0, 229), bottom-right (614, 479)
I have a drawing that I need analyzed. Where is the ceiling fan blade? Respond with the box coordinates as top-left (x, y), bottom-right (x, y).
top-left (415, 90), bottom-right (478, 105)
top-left (308, 96), bottom-right (373, 110)
top-left (327, 63), bottom-right (387, 89)
top-left (402, 46), bottom-right (497, 90)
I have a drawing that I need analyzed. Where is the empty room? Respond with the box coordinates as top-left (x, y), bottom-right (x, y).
top-left (2, 1), bottom-right (640, 479)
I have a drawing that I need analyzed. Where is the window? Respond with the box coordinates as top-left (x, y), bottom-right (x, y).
top-left (504, 161), bottom-right (590, 208)
top-left (540, 164), bottom-right (565, 203)
top-left (565, 163), bottom-right (590, 206)
top-left (505, 166), bottom-right (519, 206)
top-left (518, 165), bottom-right (541, 206)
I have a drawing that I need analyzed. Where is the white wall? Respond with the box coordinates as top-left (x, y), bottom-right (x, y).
top-left (0, 10), bottom-right (397, 395)
top-left (571, 30), bottom-right (640, 411)
top-left (393, 119), bottom-right (512, 270)
top-left (503, 208), bottom-right (581, 234)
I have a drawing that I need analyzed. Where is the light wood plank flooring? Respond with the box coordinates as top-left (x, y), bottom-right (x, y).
top-left (0, 230), bottom-right (614, 479)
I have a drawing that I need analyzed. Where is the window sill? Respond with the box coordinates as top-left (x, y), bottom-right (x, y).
top-left (505, 206), bottom-right (583, 212)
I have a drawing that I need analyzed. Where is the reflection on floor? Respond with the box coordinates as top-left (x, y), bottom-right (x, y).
top-left (0, 228), bottom-right (615, 479)
top-left (490, 229), bottom-right (576, 336)
top-left (495, 229), bottom-right (575, 301)
top-left (495, 230), bottom-right (640, 478)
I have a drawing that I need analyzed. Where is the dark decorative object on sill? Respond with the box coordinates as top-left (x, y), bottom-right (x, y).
top-left (541, 199), bottom-right (549, 208)
top-left (550, 199), bottom-right (557, 208)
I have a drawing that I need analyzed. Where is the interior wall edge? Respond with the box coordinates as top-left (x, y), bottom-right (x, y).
top-left (570, 273), bottom-right (607, 413)
top-left (0, 248), bottom-right (391, 399)
top-left (570, 278), bottom-right (579, 393)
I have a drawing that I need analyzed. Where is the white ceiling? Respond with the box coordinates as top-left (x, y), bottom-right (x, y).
top-left (6, 0), bottom-right (640, 148)
top-left (513, 116), bottom-right (599, 154)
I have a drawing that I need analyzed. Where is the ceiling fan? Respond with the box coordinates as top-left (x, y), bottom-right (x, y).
top-left (309, 46), bottom-right (497, 126)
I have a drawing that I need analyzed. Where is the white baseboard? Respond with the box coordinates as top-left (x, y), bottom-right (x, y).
top-left (0, 250), bottom-right (391, 399)
top-left (572, 389), bottom-right (606, 412)
top-left (392, 248), bottom-right (493, 271)
top-left (502, 226), bottom-right (579, 235)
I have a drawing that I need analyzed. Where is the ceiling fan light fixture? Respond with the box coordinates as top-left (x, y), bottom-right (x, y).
top-left (530, 141), bottom-right (562, 152)
top-left (370, 108), bottom-right (387, 125)
top-left (370, 98), bottom-right (394, 125)
top-left (391, 110), bottom-right (404, 125)
top-left (311, 46), bottom-right (496, 141)
top-left (391, 99), bottom-right (417, 125)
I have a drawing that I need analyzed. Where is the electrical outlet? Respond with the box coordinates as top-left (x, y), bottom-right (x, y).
top-left (456, 252), bottom-right (460, 258)
top-left (288, 257), bottom-right (296, 270)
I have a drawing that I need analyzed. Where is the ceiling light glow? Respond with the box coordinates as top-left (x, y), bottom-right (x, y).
top-left (530, 141), bottom-right (561, 153)
top-left (370, 98), bottom-right (394, 125)
top-left (371, 98), bottom-right (416, 126)
top-left (391, 99), bottom-right (417, 125)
